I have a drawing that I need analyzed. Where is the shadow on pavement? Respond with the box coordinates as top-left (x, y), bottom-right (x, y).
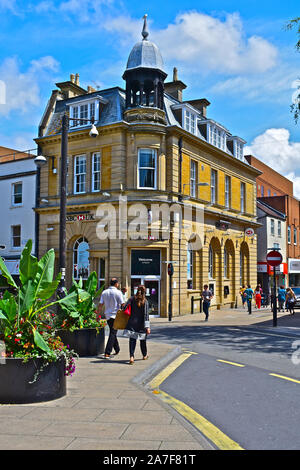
top-left (150, 322), bottom-right (298, 358)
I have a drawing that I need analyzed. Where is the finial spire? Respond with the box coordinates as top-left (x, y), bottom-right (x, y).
top-left (142, 14), bottom-right (149, 40)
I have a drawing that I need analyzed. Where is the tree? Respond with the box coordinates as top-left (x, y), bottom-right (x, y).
top-left (286, 18), bottom-right (300, 123)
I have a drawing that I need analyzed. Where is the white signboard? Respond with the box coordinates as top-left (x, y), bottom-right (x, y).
top-left (288, 259), bottom-right (300, 274)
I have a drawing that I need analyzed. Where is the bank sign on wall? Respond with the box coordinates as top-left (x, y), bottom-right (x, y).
top-left (131, 250), bottom-right (161, 276)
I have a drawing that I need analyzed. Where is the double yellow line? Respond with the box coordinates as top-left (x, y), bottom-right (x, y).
top-left (148, 351), bottom-right (244, 451)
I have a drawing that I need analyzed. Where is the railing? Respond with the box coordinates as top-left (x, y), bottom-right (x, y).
top-left (0, 148), bottom-right (38, 161)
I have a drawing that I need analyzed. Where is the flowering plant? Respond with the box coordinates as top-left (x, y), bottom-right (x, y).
top-left (0, 240), bottom-right (81, 375)
top-left (55, 271), bottom-right (106, 332)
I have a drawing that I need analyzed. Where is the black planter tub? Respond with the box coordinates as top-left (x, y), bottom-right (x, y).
top-left (0, 357), bottom-right (66, 404)
top-left (56, 328), bottom-right (105, 357)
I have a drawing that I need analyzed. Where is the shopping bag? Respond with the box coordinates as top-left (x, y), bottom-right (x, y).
top-left (113, 309), bottom-right (129, 330)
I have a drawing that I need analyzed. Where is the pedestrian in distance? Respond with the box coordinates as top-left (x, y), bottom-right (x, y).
top-left (244, 285), bottom-right (254, 314)
top-left (254, 285), bottom-right (262, 309)
top-left (122, 285), bottom-right (150, 365)
top-left (240, 285), bottom-right (247, 309)
top-left (98, 278), bottom-right (125, 359)
top-left (286, 287), bottom-right (296, 315)
top-left (201, 285), bottom-right (213, 321)
top-left (277, 285), bottom-right (286, 312)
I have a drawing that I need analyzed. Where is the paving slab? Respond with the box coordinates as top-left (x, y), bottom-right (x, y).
top-left (0, 338), bottom-right (206, 450)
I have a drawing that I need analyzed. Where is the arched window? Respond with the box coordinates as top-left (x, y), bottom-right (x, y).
top-left (73, 237), bottom-right (89, 280)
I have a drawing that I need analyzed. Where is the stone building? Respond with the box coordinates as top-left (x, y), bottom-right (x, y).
top-left (35, 17), bottom-right (260, 316)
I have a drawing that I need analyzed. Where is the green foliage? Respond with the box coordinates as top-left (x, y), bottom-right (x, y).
top-left (55, 271), bottom-right (105, 331)
top-left (0, 240), bottom-right (79, 358)
top-left (286, 17), bottom-right (300, 123)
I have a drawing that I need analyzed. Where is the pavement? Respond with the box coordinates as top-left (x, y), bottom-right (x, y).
top-left (1, 305), bottom-right (300, 451)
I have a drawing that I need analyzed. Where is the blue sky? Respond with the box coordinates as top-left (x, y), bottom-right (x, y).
top-left (0, 0), bottom-right (299, 193)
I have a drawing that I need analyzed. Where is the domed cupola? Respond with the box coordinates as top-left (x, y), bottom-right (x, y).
top-left (123, 15), bottom-right (167, 110)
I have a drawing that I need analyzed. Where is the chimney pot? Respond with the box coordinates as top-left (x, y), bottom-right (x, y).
top-left (75, 73), bottom-right (80, 86)
top-left (70, 74), bottom-right (75, 83)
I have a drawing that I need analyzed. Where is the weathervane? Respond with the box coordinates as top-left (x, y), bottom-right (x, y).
top-left (142, 14), bottom-right (149, 40)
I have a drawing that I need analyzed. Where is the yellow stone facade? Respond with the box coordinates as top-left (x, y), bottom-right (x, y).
top-left (35, 103), bottom-right (260, 317)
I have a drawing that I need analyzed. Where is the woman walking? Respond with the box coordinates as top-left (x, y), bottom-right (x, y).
top-left (286, 288), bottom-right (296, 315)
top-left (254, 285), bottom-right (262, 309)
top-left (123, 285), bottom-right (150, 365)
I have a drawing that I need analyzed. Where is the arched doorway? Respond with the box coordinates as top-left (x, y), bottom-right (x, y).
top-left (73, 237), bottom-right (90, 281)
top-left (240, 241), bottom-right (250, 287)
top-left (224, 239), bottom-right (235, 302)
top-left (208, 237), bottom-right (222, 304)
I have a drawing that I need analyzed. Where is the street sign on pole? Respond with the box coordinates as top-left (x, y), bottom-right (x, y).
top-left (266, 250), bottom-right (282, 327)
top-left (266, 250), bottom-right (283, 267)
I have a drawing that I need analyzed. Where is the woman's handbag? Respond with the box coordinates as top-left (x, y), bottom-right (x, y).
top-left (113, 309), bottom-right (129, 330)
top-left (123, 304), bottom-right (131, 316)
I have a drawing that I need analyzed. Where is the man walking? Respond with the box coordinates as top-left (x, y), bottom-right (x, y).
top-left (98, 278), bottom-right (124, 359)
top-left (244, 285), bottom-right (254, 314)
top-left (201, 285), bottom-right (213, 321)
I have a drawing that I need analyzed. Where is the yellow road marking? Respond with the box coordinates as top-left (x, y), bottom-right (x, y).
top-left (182, 350), bottom-right (198, 355)
top-left (148, 353), bottom-right (192, 389)
top-left (269, 373), bottom-right (300, 384)
top-left (159, 390), bottom-right (244, 451)
top-left (217, 359), bottom-right (245, 368)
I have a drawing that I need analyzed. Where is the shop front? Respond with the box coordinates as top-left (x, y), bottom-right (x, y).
top-left (288, 259), bottom-right (300, 287)
top-left (258, 261), bottom-right (288, 292)
top-left (131, 249), bottom-right (161, 316)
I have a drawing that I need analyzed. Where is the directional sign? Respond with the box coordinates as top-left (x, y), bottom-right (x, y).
top-left (266, 250), bottom-right (283, 267)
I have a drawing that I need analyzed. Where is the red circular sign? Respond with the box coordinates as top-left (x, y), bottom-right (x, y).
top-left (266, 250), bottom-right (283, 267)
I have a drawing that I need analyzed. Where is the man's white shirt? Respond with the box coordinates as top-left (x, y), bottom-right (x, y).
top-left (100, 286), bottom-right (124, 320)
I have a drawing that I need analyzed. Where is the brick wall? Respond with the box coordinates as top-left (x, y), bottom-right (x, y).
top-left (245, 154), bottom-right (293, 197)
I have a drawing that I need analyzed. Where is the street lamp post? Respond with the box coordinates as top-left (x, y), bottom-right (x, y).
top-left (34, 113), bottom-right (99, 290)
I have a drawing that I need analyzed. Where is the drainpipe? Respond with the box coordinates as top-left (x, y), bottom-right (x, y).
top-left (178, 137), bottom-right (183, 315)
top-left (35, 144), bottom-right (41, 259)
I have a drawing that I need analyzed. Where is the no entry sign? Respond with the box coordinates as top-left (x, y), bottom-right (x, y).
top-left (266, 250), bottom-right (283, 267)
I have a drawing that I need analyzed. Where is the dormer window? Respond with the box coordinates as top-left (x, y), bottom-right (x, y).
top-left (226, 136), bottom-right (246, 160)
top-left (184, 109), bottom-right (197, 135)
top-left (208, 123), bottom-right (226, 151)
top-left (234, 141), bottom-right (244, 160)
top-left (70, 99), bottom-right (99, 128)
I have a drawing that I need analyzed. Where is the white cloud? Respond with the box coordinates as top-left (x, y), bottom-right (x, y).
top-left (0, 56), bottom-right (59, 116)
top-left (154, 12), bottom-right (278, 75)
top-left (245, 128), bottom-right (300, 198)
top-left (103, 11), bottom-right (278, 76)
top-left (210, 66), bottom-right (299, 103)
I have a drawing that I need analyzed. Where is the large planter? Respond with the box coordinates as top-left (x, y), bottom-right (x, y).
top-left (56, 328), bottom-right (105, 357)
top-left (0, 357), bottom-right (66, 404)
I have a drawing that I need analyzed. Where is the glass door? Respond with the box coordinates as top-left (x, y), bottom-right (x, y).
top-left (144, 280), bottom-right (159, 316)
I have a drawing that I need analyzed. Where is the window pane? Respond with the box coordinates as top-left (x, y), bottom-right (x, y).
top-left (92, 153), bottom-right (101, 191)
top-left (139, 169), bottom-right (155, 188)
top-left (12, 225), bottom-right (21, 247)
top-left (139, 150), bottom-right (155, 168)
top-left (13, 183), bottom-right (22, 204)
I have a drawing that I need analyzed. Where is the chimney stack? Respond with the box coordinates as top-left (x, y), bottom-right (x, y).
top-left (164, 67), bottom-right (187, 102)
top-left (75, 73), bottom-right (80, 86)
top-left (70, 73), bottom-right (75, 83)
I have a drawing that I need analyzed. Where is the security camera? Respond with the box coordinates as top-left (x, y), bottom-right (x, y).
top-left (89, 124), bottom-right (99, 138)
